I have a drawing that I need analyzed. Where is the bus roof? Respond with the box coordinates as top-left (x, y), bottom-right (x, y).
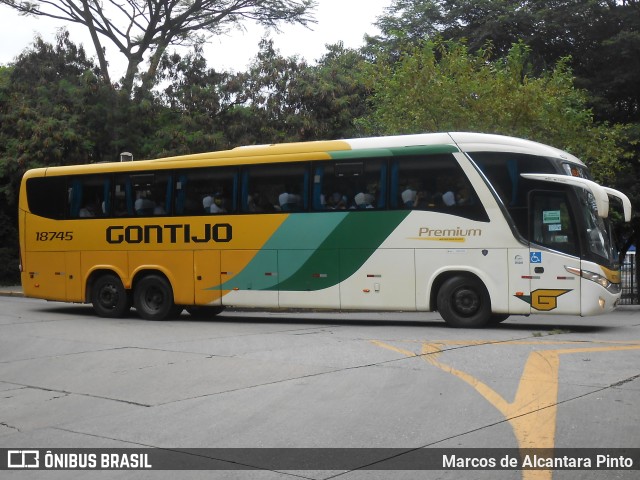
top-left (446, 132), bottom-right (585, 166)
top-left (24, 132), bottom-right (586, 178)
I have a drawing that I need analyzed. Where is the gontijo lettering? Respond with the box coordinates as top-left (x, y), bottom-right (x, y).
top-left (106, 223), bottom-right (232, 244)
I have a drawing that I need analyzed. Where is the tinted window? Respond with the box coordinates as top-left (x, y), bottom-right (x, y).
top-left (113, 172), bottom-right (173, 217)
top-left (26, 177), bottom-right (67, 219)
top-left (391, 154), bottom-right (488, 221)
top-left (470, 152), bottom-right (558, 233)
top-left (312, 158), bottom-right (386, 211)
top-left (175, 167), bottom-right (237, 215)
top-left (241, 163), bottom-right (309, 213)
top-left (68, 175), bottom-right (111, 218)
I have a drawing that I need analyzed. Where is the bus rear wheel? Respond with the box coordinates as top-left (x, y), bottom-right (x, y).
top-left (437, 276), bottom-right (491, 328)
top-left (91, 273), bottom-right (129, 318)
top-left (134, 275), bottom-right (182, 321)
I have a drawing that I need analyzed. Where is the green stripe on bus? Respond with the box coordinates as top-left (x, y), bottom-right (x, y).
top-left (216, 211), bottom-right (410, 292)
top-left (215, 213), bottom-right (348, 291)
top-left (279, 211), bottom-right (410, 291)
top-left (328, 145), bottom-right (458, 160)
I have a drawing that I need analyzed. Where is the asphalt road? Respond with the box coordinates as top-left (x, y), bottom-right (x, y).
top-left (1, 295), bottom-right (639, 479)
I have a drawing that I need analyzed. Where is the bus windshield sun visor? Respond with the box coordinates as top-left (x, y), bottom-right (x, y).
top-left (520, 173), bottom-right (612, 220)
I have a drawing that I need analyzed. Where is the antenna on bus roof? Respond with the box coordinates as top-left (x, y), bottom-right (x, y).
top-left (120, 152), bottom-right (133, 162)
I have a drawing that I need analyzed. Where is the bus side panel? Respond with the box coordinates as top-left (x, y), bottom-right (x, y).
top-left (194, 250), bottom-right (222, 306)
top-left (508, 248), bottom-right (532, 315)
top-left (416, 248), bottom-right (510, 313)
top-left (82, 251), bottom-right (129, 291)
top-left (22, 252), bottom-right (67, 301)
top-left (65, 252), bottom-right (82, 302)
top-left (339, 249), bottom-right (416, 310)
top-left (129, 251), bottom-right (195, 306)
top-left (529, 249), bottom-right (580, 315)
top-left (220, 249), bottom-right (279, 307)
top-left (277, 249), bottom-right (340, 308)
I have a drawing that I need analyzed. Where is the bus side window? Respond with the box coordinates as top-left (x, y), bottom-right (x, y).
top-left (314, 158), bottom-right (386, 211)
top-left (391, 154), bottom-right (488, 221)
top-left (174, 167), bottom-right (237, 216)
top-left (68, 175), bottom-right (110, 218)
top-left (25, 177), bottom-right (67, 220)
top-left (242, 163), bottom-right (308, 213)
top-left (470, 152), bottom-right (558, 236)
top-left (125, 173), bottom-right (173, 217)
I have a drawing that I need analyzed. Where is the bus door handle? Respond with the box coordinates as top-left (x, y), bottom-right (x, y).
top-left (534, 267), bottom-right (544, 274)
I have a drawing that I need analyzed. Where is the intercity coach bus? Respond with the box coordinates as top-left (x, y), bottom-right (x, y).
top-left (18, 133), bottom-right (631, 327)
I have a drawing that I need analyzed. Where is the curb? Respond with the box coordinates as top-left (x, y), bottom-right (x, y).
top-left (0, 288), bottom-right (24, 298)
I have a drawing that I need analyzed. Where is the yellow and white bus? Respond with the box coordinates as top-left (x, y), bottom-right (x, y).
top-left (18, 132), bottom-right (631, 327)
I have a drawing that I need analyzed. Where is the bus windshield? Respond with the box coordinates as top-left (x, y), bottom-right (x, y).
top-left (468, 151), bottom-right (621, 267)
top-left (578, 188), bottom-right (618, 265)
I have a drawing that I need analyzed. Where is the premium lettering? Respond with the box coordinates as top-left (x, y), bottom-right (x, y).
top-left (106, 223), bottom-right (232, 244)
top-left (418, 227), bottom-right (482, 237)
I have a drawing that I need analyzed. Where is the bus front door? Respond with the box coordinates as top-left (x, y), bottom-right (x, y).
top-left (528, 190), bottom-right (582, 315)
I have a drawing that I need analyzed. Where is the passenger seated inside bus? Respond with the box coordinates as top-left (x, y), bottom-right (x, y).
top-left (326, 192), bottom-right (348, 210)
top-left (79, 204), bottom-right (97, 217)
top-left (153, 200), bottom-right (167, 215)
top-left (278, 190), bottom-right (302, 211)
top-left (134, 191), bottom-right (155, 215)
top-left (203, 193), bottom-right (226, 213)
top-left (434, 175), bottom-right (457, 207)
top-left (354, 192), bottom-right (375, 209)
top-left (401, 186), bottom-right (417, 207)
top-left (455, 183), bottom-right (472, 205)
top-left (247, 192), bottom-right (274, 213)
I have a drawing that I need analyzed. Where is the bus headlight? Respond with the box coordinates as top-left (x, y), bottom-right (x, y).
top-left (565, 266), bottom-right (620, 294)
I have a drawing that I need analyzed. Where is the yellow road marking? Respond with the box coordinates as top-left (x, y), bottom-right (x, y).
top-left (372, 339), bottom-right (640, 480)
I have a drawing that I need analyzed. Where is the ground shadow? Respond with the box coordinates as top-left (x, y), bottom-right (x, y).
top-left (33, 303), bottom-right (614, 334)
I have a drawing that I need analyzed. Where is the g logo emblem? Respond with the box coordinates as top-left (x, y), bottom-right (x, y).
top-left (516, 289), bottom-right (572, 311)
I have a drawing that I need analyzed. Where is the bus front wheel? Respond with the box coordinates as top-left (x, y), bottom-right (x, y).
top-left (437, 276), bottom-right (491, 328)
top-left (134, 275), bottom-right (182, 321)
top-left (91, 273), bottom-right (129, 318)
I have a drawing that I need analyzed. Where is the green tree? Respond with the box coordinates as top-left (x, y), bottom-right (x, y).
top-left (361, 40), bottom-right (627, 183)
top-left (231, 39), bottom-right (370, 144)
top-left (0, 0), bottom-right (317, 96)
top-left (305, 43), bottom-right (372, 139)
top-left (150, 47), bottom-right (241, 156)
top-left (369, 0), bottom-right (640, 124)
top-left (0, 31), bottom-right (114, 204)
top-left (0, 32), bottom-right (111, 284)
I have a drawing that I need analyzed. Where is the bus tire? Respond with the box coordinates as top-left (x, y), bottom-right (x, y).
top-left (134, 274), bottom-right (180, 321)
top-left (437, 276), bottom-right (491, 328)
top-left (91, 273), bottom-right (130, 318)
top-left (185, 306), bottom-right (226, 318)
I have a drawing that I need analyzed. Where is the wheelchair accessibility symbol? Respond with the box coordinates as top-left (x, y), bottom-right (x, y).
top-left (530, 252), bottom-right (542, 263)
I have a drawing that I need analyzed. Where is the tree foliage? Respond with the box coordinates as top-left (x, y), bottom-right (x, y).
top-left (361, 40), bottom-right (627, 183)
top-left (228, 39), bottom-right (370, 143)
top-left (0, 31), bottom-right (111, 203)
top-left (0, 0), bottom-right (317, 95)
top-left (369, 0), bottom-right (640, 123)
